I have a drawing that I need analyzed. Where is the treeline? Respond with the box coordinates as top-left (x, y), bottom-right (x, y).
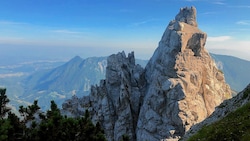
top-left (0, 88), bottom-right (106, 141)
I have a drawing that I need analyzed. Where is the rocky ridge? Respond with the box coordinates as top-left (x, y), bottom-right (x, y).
top-left (62, 6), bottom-right (231, 141)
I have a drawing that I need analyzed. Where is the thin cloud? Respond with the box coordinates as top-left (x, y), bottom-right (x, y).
top-left (238, 28), bottom-right (250, 31)
top-left (236, 20), bottom-right (250, 25)
top-left (131, 19), bottom-right (159, 27)
top-left (200, 11), bottom-right (216, 15)
top-left (0, 73), bottom-right (25, 78)
top-left (132, 20), bottom-right (150, 26)
top-left (239, 5), bottom-right (250, 8)
top-left (197, 0), bottom-right (226, 5)
top-left (0, 36), bottom-right (27, 44)
top-left (51, 29), bottom-right (83, 34)
top-left (207, 36), bottom-right (231, 42)
top-left (184, 0), bottom-right (226, 5)
top-left (0, 20), bottom-right (26, 25)
top-left (212, 1), bottom-right (225, 5)
top-left (206, 39), bottom-right (250, 61)
top-left (229, 5), bottom-right (250, 8)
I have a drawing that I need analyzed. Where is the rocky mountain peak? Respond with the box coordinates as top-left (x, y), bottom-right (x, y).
top-left (62, 6), bottom-right (231, 141)
top-left (175, 6), bottom-right (197, 27)
top-left (71, 55), bottom-right (82, 61)
top-left (146, 6), bottom-right (206, 80)
top-left (141, 6), bottom-right (231, 140)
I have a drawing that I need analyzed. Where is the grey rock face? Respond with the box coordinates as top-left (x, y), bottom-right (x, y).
top-left (175, 6), bottom-right (197, 27)
top-left (64, 51), bottom-right (146, 141)
top-left (136, 6), bottom-right (230, 140)
top-left (62, 6), bottom-right (231, 141)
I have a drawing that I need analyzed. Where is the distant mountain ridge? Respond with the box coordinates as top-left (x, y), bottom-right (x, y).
top-left (211, 53), bottom-right (250, 92)
top-left (28, 56), bottom-right (106, 93)
top-left (17, 53), bottom-right (250, 110)
top-left (21, 56), bottom-right (107, 109)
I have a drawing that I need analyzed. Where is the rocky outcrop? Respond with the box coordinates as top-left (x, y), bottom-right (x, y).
top-left (62, 6), bottom-right (231, 141)
top-left (175, 6), bottom-right (197, 27)
top-left (137, 6), bottom-right (231, 140)
top-left (89, 51), bottom-right (146, 141)
top-left (182, 83), bottom-right (250, 140)
top-left (63, 51), bottom-right (146, 141)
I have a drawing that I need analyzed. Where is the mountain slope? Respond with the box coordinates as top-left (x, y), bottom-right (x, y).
top-left (0, 59), bottom-right (66, 114)
top-left (183, 84), bottom-right (250, 140)
top-left (188, 101), bottom-right (250, 140)
top-left (21, 56), bottom-right (107, 110)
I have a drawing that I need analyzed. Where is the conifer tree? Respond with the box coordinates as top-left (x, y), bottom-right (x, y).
top-left (19, 100), bottom-right (40, 123)
top-left (0, 89), bottom-right (107, 141)
top-left (0, 88), bottom-right (10, 119)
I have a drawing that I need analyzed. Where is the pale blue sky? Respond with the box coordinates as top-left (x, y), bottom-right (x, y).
top-left (0, 0), bottom-right (250, 61)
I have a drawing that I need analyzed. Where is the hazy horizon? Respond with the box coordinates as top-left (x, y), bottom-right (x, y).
top-left (1, 0), bottom-right (250, 62)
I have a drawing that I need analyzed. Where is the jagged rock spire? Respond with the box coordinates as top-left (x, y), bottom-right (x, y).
top-left (175, 6), bottom-right (197, 27)
top-left (139, 6), bottom-right (231, 140)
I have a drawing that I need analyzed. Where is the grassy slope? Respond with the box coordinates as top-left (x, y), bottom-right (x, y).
top-left (188, 89), bottom-right (250, 141)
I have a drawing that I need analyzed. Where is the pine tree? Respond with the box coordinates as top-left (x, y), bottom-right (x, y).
top-left (0, 90), bottom-right (107, 141)
top-left (19, 100), bottom-right (41, 141)
top-left (19, 100), bottom-right (40, 123)
top-left (0, 88), bottom-right (10, 119)
top-left (7, 112), bottom-right (24, 140)
top-left (0, 118), bottom-right (10, 141)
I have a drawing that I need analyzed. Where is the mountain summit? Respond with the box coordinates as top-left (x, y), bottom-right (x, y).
top-left (175, 6), bottom-right (197, 27)
top-left (139, 6), bottom-right (231, 140)
top-left (62, 6), bottom-right (231, 140)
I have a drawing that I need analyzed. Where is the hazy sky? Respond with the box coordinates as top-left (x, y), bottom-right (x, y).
top-left (0, 0), bottom-right (250, 61)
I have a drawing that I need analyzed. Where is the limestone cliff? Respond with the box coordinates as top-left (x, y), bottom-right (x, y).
top-left (62, 6), bottom-right (231, 141)
top-left (137, 6), bottom-right (231, 140)
top-left (63, 51), bottom-right (146, 141)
